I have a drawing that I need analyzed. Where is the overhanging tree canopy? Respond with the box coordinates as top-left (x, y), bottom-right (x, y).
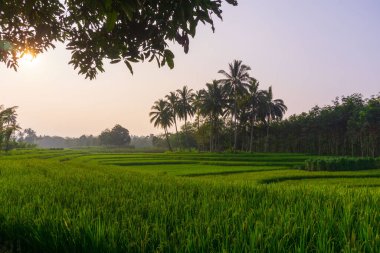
top-left (0, 0), bottom-right (238, 79)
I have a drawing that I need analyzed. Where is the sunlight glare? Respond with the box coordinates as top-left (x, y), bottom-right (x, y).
top-left (19, 52), bottom-right (39, 66)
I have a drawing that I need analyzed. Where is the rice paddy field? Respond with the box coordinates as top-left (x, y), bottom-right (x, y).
top-left (1, 149), bottom-right (380, 252)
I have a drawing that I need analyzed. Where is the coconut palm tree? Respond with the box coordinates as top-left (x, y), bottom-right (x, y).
top-left (165, 92), bottom-right (179, 133)
top-left (200, 80), bottom-right (227, 151)
top-left (176, 85), bottom-right (195, 148)
top-left (0, 105), bottom-right (19, 151)
top-left (165, 91), bottom-right (180, 147)
top-left (218, 60), bottom-right (252, 151)
top-left (149, 99), bottom-right (173, 151)
top-left (245, 79), bottom-right (267, 152)
top-left (192, 90), bottom-right (204, 133)
top-left (261, 86), bottom-right (287, 151)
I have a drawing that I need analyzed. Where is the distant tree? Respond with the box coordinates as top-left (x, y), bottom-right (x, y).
top-left (251, 93), bottom-right (379, 156)
top-left (36, 135), bottom-right (67, 149)
top-left (244, 79), bottom-right (267, 152)
top-left (77, 134), bottom-right (99, 147)
top-left (165, 91), bottom-right (180, 146)
top-left (149, 60), bottom-right (290, 153)
top-left (192, 90), bottom-right (204, 132)
top-left (218, 60), bottom-right (252, 151)
top-left (359, 97), bottom-right (380, 156)
top-left (99, 124), bottom-right (131, 146)
top-left (130, 135), bottom-right (154, 148)
top-left (259, 86), bottom-right (287, 151)
top-left (152, 135), bottom-right (168, 149)
top-left (199, 80), bottom-right (227, 151)
top-left (32, 134), bottom-right (100, 148)
top-left (23, 128), bottom-right (37, 144)
top-left (78, 135), bottom-right (87, 146)
top-left (99, 129), bottom-right (112, 146)
top-left (0, 105), bottom-right (20, 151)
top-left (149, 99), bottom-right (173, 151)
top-left (176, 85), bottom-right (195, 148)
top-left (0, 0), bottom-right (238, 79)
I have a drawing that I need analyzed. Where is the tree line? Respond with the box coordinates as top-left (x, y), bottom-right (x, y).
top-left (1, 121), bottom-right (153, 150)
top-left (17, 125), bottom-right (153, 149)
top-left (255, 94), bottom-right (380, 157)
top-left (150, 60), bottom-right (379, 157)
top-left (150, 60), bottom-right (287, 152)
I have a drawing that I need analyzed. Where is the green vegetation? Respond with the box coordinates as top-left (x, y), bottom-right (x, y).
top-left (99, 124), bottom-right (131, 147)
top-left (304, 157), bottom-right (379, 171)
top-left (151, 78), bottom-right (379, 156)
top-left (0, 0), bottom-right (237, 79)
top-left (1, 149), bottom-right (380, 252)
top-left (262, 94), bottom-right (380, 157)
top-left (151, 60), bottom-right (288, 153)
top-left (0, 105), bottom-right (20, 151)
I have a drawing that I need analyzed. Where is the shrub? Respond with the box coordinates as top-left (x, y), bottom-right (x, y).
top-left (304, 157), bottom-right (378, 171)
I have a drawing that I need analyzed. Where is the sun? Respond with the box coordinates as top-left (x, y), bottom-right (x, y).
top-left (19, 52), bottom-right (39, 66)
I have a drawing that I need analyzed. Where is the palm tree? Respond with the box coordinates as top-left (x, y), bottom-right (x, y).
top-left (261, 86), bottom-right (287, 151)
top-left (149, 99), bottom-right (173, 151)
top-left (200, 80), bottom-right (227, 151)
top-left (0, 105), bottom-right (19, 152)
top-left (218, 60), bottom-right (252, 151)
top-left (165, 91), bottom-right (180, 147)
top-left (245, 79), bottom-right (267, 152)
top-left (176, 85), bottom-right (195, 148)
top-left (192, 90), bottom-right (204, 133)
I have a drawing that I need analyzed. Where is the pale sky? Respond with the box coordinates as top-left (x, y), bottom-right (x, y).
top-left (1, 0), bottom-right (379, 137)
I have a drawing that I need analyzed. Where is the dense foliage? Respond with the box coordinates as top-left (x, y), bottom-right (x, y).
top-left (99, 124), bottom-right (131, 146)
top-left (150, 69), bottom-right (379, 156)
top-left (0, 104), bottom-right (19, 151)
top-left (258, 94), bottom-right (380, 156)
top-left (304, 157), bottom-right (379, 171)
top-left (0, 0), bottom-right (237, 79)
top-left (150, 60), bottom-right (287, 152)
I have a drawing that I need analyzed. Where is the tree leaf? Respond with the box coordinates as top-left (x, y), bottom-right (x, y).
top-left (105, 11), bottom-right (118, 32)
top-left (110, 59), bottom-right (121, 64)
top-left (124, 60), bottom-right (134, 75)
top-left (105, 0), bottom-right (113, 10)
top-left (164, 49), bottom-right (175, 69)
top-left (121, 2), bottom-right (135, 21)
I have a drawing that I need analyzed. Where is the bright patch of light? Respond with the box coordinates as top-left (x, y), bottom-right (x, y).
top-left (19, 52), bottom-right (39, 66)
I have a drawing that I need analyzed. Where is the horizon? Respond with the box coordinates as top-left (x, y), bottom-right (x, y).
top-left (1, 0), bottom-right (379, 138)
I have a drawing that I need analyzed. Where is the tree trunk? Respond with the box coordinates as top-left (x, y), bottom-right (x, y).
top-left (164, 128), bottom-right (172, 151)
top-left (196, 113), bottom-right (200, 151)
top-left (197, 113), bottom-right (200, 132)
top-left (174, 118), bottom-right (178, 133)
top-left (209, 118), bottom-right (213, 152)
top-left (249, 116), bottom-right (254, 153)
top-left (215, 125), bottom-right (219, 152)
top-left (185, 117), bottom-right (189, 150)
top-left (360, 134), bottom-right (364, 157)
top-left (173, 115), bottom-right (179, 148)
top-left (265, 117), bottom-right (270, 152)
top-left (233, 101), bottom-right (238, 152)
top-left (0, 128), bottom-right (3, 152)
top-left (4, 132), bottom-right (11, 152)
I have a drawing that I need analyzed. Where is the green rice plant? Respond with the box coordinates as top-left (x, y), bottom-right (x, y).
top-left (304, 157), bottom-right (378, 171)
top-left (0, 150), bottom-right (380, 252)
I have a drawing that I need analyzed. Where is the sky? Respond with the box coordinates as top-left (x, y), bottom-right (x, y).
top-left (1, 0), bottom-right (379, 137)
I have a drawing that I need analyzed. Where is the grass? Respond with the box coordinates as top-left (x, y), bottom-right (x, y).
top-left (304, 157), bottom-right (379, 171)
top-left (0, 149), bottom-right (380, 252)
